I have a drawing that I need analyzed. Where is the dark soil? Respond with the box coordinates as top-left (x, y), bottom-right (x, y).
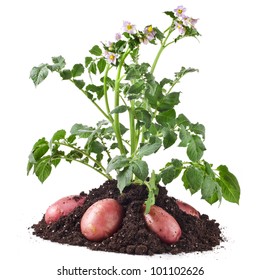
top-left (32, 180), bottom-right (223, 255)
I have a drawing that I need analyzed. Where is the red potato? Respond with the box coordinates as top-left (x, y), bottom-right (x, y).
top-left (80, 198), bottom-right (123, 241)
top-left (45, 195), bottom-right (86, 224)
top-left (144, 205), bottom-right (182, 244)
top-left (176, 199), bottom-right (200, 218)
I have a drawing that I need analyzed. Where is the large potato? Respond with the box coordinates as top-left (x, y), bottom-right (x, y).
top-left (80, 198), bottom-right (123, 241)
top-left (45, 195), bottom-right (86, 224)
top-left (144, 205), bottom-right (182, 244)
top-left (176, 199), bottom-right (200, 218)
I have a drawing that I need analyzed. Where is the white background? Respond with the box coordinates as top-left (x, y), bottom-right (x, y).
top-left (1, 0), bottom-right (259, 279)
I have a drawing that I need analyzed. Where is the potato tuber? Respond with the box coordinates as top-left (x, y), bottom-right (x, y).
top-left (176, 199), bottom-right (200, 218)
top-left (45, 195), bottom-right (86, 224)
top-left (80, 198), bottom-right (123, 241)
top-left (144, 205), bottom-right (182, 244)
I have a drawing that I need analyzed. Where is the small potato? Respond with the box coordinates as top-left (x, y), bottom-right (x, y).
top-left (176, 199), bottom-right (200, 218)
top-left (45, 195), bottom-right (86, 224)
top-left (144, 205), bottom-right (181, 244)
top-left (80, 198), bottom-right (123, 241)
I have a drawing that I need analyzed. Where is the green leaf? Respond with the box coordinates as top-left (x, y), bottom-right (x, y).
top-left (66, 150), bottom-right (83, 162)
top-left (85, 84), bottom-right (104, 99)
top-left (60, 69), bottom-right (72, 80)
top-left (204, 161), bottom-right (215, 177)
top-left (131, 160), bottom-right (149, 181)
top-left (139, 63), bottom-right (150, 74)
top-left (30, 138), bottom-right (49, 162)
top-left (89, 141), bottom-right (106, 154)
top-left (106, 155), bottom-right (130, 173)
top-left (176, 114), bottom-right (190, 127)
top-left (179, 125), bottom-right (192, 147)
top-left (217, 165), bottom-right (240, 204)
top-left (27, 161), bottom-right (33, 175)
top-left (127, 81), bottom-right (145, 94)
top-left (182, 166), bottom-right (204, 194)
top-left (201, 176), bottom-right (218, 199)
top-left (110, 143), bottom-right (118, 150)
top-left (30, 64), bottom-right (49, 86)
top-left (67, 134), bottom-right (76, 143)
top-left (70, 123), bottom-right (94, 138)
top-left (119, 123), bottom-right (128, 135)
top-left (190, 122), bottom-right (206, 139)
top-left (162, 128), bottom-right (177, 149)
top-left (51, 157), bottom-right (61, 168)
top-left (73, 79), bottom-right (85, 89)
top-left (125, 67), bottom-right (141, 80)
top-left (89, 61), bottom-right (97, 74)
top-left (204, 182), bottom-right (222, 205)
top-left (187, 135), bottom-right (206, 162)
top-left (164, 11), bottom-right (177, 19)
top-left (145, 82), bottom-right (163, 109)
top-left (117, 166), bottom-right (133, 192)
top-left (160, 78), bottom-right (173, 87)
top-left (89, 45), bottom-right (102, 56)
top-left (34, 156), bottom-right (52, 183)
top-left (138, 139), bottom-right (162, 157)
top-left (161, 166), bottom-right (176, 185)
top-left (52, 129), bottom-right (66, 142)
top-left (148, 123), bottom-right (159, 136)
top-left (47, 56), bottom-right (66, 72)
top-left (175, 66), bottom-right (198, 80)
top-left (110, 105), bottom-right (128, 114)
top-left (157, 92), bottom-right (180, 111)
top-left (71, 64), bottom-right (84, 77)
top-left (135, 109), bottom-right (151, 129)
top-left (97, 58), bottom-right (106, 73)
top-left (85, 56), bottom-right (93, 67)
top-left (153, 27), bottom-right (165, 41)
top-left (160, 159), bottom-right (182, 185)
top-left (156, 109), bottom-right (176, 127)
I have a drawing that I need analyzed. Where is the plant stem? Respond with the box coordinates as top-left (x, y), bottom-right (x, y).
top-left (129, 100), bottom-right (136, 155)
top-left (103, 65), bottom-right (114, 122)
top-left (70, 80), bottom-right (111, 122)
top-left (151, 28), bottom-right (173, 75)
top-left (113, 48), bottom-right (131, 155)
top-left (140, 27), bottom-right (174, 143)
top-left (60, 156), bottom-right (112, 180)
top-left (58, 141), bottom-right (107, 173)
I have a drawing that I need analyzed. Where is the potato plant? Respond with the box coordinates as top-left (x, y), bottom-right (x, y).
top-left (27, 6), bottom-right (240, 241)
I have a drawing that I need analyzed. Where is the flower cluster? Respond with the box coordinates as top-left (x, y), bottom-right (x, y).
top-left (173, 5), bottom-right (199, 34)
top-left (103, 21), bottom-right (157, 64)
top-left (102, 6), bottom-right (199, 65)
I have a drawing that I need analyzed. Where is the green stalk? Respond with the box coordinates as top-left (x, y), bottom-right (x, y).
top-left (140, 26), bottom-right (174, 143)
top-left (151, 28), bottom-right (173, 75)
top-left (70, 79), bottom-right (111, 122)
top-left (59, 142), bottom-right (107, 173)
top-left (103, 64), bottom-right (114, 122)
top-left (129, 100), bottom-right (136, 156)
top-left (113, 48), bottom-right (131, 155)
top-left (60, 156), bottom-right (112, 180)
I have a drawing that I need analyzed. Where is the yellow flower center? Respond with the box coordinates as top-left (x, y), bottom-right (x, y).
top-left (178, 9), bottom-right (183, 14)
top-left (127, 24), bottom-right (133, 31)
top-left (109, 54), bottom-right (115, 61)
top-left (147, 26), bottom-right (153, 33)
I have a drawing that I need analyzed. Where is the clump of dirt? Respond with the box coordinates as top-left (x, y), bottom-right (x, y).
top-left (32, 180), bottom-right (223, 255)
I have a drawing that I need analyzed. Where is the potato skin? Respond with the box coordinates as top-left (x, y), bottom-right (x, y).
top-left (176, 200), bottom-right (200, 218)
top-left (80, 198), bottom-right (123, 241)
top-left (45, 195), bottom-right (86, 224)
top-left (144, 205), bottom-right (182, 244)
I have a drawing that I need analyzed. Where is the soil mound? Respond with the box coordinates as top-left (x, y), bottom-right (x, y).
top-left (32, 180), bottom-right (222, 255)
